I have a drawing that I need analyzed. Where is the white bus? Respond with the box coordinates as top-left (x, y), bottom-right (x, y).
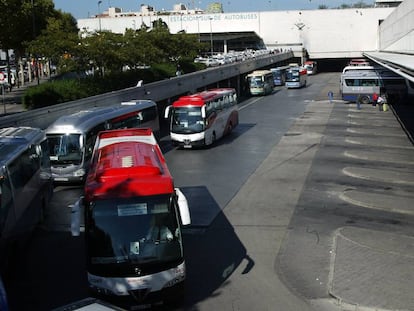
top-left (304, 61), bottom-right (318, 75)
top-left (45, 100), bottom-right (159, 183)
top-left (285, 67), bottom-right (307, 88)
top-left (0, 127), bottom-right (53, 275)
top-left (340, 70), bottom-right (407, 104)
top-left (164, 88), bottom-right (239, 148)
top-left (246, 70), bottom-right (275, 95)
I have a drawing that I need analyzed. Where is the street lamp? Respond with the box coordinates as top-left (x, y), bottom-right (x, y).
top-left (209, 17), bottom-right (213, 56)
top-left (97, 1), bottom-right (102, 31)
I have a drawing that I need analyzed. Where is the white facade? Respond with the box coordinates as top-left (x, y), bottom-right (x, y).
top-left (378, 0), bottom-right (414, 53)
top-left (78, 7), bottom-right (395, 59)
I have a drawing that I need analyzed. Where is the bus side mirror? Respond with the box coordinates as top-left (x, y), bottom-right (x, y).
top-left (69, 196), bottom-right (84, 236)
top-left (201, 106), bottom-right (206, 119)
top-left (164, 106), bottom-right (171, 119)
top-left (175, 188), bottom-right (191, 226)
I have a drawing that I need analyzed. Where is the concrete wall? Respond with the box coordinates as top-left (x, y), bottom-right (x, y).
top-left (378, 0), bottom-right (414, 52)
top-left (78, 7), bottom-right (394, 59)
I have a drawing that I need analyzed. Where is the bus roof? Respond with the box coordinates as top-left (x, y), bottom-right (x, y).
top-left (270, 65), bottom-right (290, 71)
top-left (247, 70), bottom-right (272, 76)
top-left (341, 69), bottom-right (403, 79)
top-left (46, 100), bottom-right (156, 134)
top-left (0, 127), bottom-right (45, 167)
top-left (85, 128), bottom-right (174, 200)
top-left (287, 67), bottom-right (307, 74)
top-left (172, 88), bottom-right (235, 107)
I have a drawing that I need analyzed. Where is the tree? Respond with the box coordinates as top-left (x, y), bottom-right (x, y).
top-left (318, 5), bottom-right (329, 9)
top-left (26, 11), bottom-right (80, 73)
top-left (0, 0), bottom-right (55, 59)
top-left (81, 31), bottom-right (125, 76)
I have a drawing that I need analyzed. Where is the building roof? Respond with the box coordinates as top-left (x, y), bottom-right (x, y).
top-left (363, 51), bottom-right (414, 82)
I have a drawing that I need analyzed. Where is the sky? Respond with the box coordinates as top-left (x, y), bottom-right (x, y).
top-left (52, 0), bottom-right (372, 19)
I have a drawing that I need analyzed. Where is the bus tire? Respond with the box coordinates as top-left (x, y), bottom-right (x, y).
top-left (227, 123), bottom-right (233, 135)
top-left (361, 95), bottom-right (370, 105)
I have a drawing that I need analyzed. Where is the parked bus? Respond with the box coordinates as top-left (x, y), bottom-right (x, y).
top-left (342, 65), bottom-right (377, 74)
top-left (285, 66), bottom-right (307, 88)
top-left (246, 70), bottom-right (275, 95)
top-left (270, 65), bottom-right (290, 86)
top-left (71, 128), bottom-right (191, 308)
top-left (45, 100), bottom-right (159, 183)
top-left (0, 127), bottom-right (53, 275)
top-left (340, 70), bottom-right (407, 103)
top-left (164, 88), bottom-right (239, 148)
top-left (304, 61), bottom-right (318, 75)
top-left (348, 58), bottom-right (371, 66)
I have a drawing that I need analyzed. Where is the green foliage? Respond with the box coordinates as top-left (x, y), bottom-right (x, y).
top-left (22, 61), bottom-right (199, 109)
top-left (9, 3), bottom-right (211, 109)
top-left (23, 79), bottom-right (87, 109)
top-left (0, 0), bottom-right (55, 57)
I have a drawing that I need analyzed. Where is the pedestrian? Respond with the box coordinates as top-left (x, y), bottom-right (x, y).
top-left (372, 92), bottom-right (378, 107)
top-left (377, 94), bottom-right (386, 111)
top-left (356, 94), bottom-right (362, 110)
top-left (328, 90), bottom-right (333, 104)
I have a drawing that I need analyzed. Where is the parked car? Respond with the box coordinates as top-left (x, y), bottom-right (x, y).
top-left (204, 57), bottom-right (220, 67)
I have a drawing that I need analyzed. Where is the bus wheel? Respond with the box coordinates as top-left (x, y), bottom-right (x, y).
top-left (227, 123), bottom-right (233, 135)
top-left (211, 133), bottom-right (216, 145)
top-left (361, 95), bottom-right (370, 105)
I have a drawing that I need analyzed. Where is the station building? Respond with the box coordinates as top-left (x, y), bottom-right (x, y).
top-left (77, 0), bottom-right (412, 82)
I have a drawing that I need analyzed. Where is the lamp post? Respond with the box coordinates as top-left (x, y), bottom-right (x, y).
top-left (209, 17), bottom-right (213, 57)
top-left (97, 1), bottom-right (102, 31)
top-left (31, 0), bottom-right (40, 85)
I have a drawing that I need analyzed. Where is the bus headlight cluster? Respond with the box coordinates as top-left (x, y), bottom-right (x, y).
top-left (73, 168), bottom-right (85, 177)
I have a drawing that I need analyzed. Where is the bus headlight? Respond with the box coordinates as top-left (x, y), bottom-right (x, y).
top-left (73, 168), bottom-right (85, 177)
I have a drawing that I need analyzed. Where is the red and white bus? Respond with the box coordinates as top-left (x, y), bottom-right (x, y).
top-left (164, 88), bottom-right (239, 148)
top-left (304, 61), bottom-right (318, 75)
top-left (285, 66), bottom-right (307, 88)
top-left (71, 128), bottom-right (191, 308)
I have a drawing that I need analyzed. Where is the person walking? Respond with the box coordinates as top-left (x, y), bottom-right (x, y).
top-left (372, 92), bottom-right (378, 107)
top-left (328, 90), bottom-right (334, 104)
top-left (356, 94), bottom-right (362, 110)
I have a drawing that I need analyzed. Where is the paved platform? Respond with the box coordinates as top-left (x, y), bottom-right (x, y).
top-left (328, 102), bottom-right (414, 311)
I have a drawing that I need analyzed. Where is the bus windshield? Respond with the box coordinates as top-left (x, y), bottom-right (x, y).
top-left (47, 134), bottom-right (82, 165)
top-left (171, 106), bottom-right (204, 134)
top-left (87, 194), bottom-right (182, 266)
top-left (248, 76), bottom-right (264, 87)
top-left (286, 70), bottom-right (300, 81)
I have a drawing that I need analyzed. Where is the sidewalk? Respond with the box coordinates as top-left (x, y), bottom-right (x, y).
top-left (1, 79), bottom-right (43, 116)
top-left (324, 102), bottom-right (414, 311)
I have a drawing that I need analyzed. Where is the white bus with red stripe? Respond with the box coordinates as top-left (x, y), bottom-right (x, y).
top-left (285, 66), bottom-right (308, 88)
top-left (71, 128), bottom-right (191, 308)
top-left (164, 88), bottom-right (239, 148)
